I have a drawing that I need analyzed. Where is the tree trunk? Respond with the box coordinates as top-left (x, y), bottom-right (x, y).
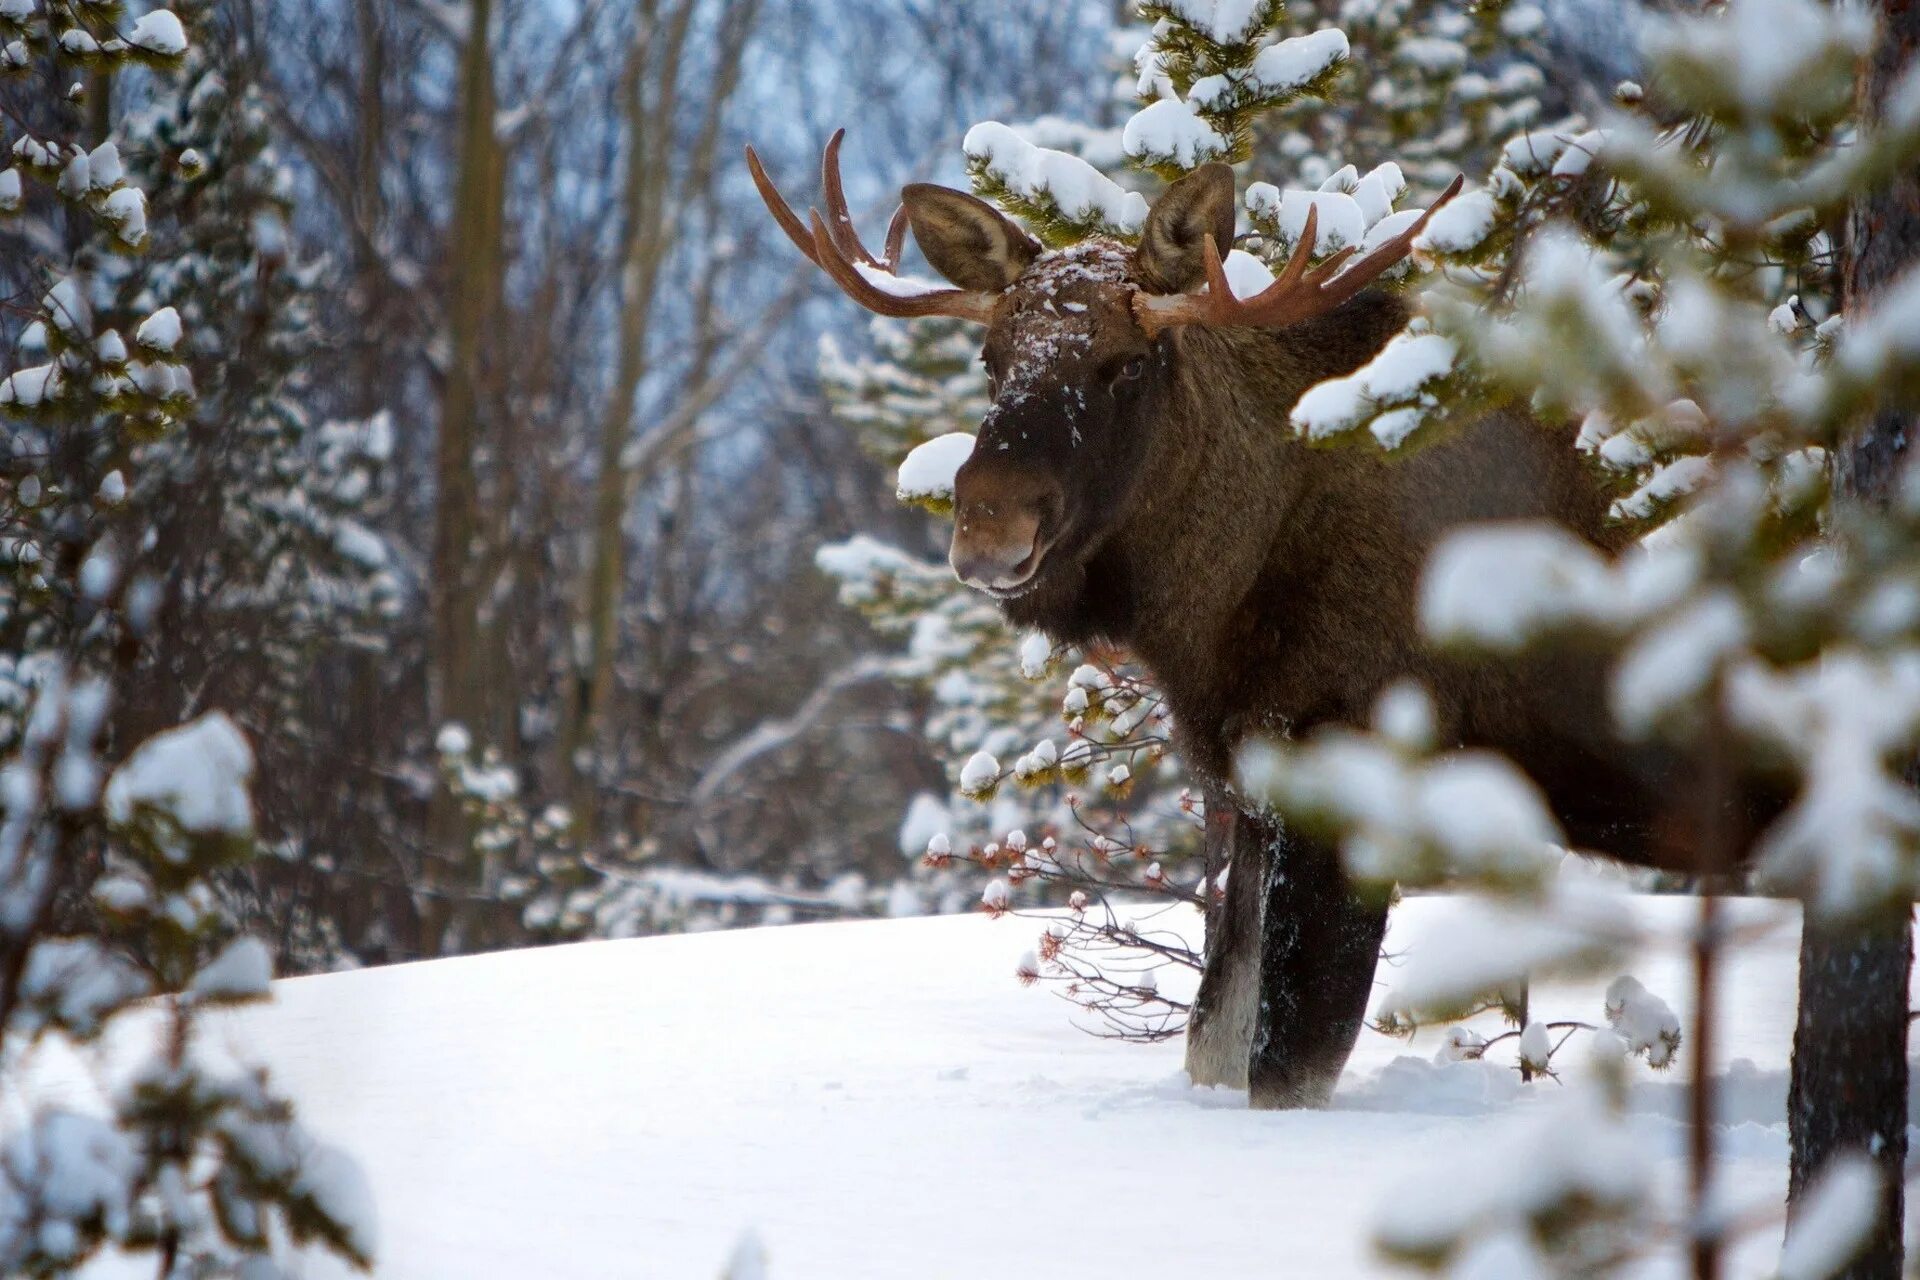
top-left (1789, 915), bottom-right (1911, 1279)
top-left (433, 0), bottom-right (503, 738)
top-left (1789, 4), bottom-right (1920, 1271)
top-left (563, 0), bottom-right (697, 842)
top-left (562, 0), bottom-right (759, 844)
top-left (425, 0), bottom-right (505, 950)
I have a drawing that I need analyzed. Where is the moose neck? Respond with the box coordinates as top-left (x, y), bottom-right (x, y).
top-left (1095, 290), bottom-right (1413, 776)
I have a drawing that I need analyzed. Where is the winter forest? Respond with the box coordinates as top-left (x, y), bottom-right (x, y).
top-left (6, 0), bottom-right (1920, 1274)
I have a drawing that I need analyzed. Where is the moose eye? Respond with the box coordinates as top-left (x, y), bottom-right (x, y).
top-left (1114, 356), bottom-right (1145, 383)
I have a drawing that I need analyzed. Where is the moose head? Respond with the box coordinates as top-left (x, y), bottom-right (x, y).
top-left (747, 130), bottom-right (1459, 636)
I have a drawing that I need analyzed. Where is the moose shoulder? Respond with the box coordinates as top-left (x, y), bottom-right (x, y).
top-left (750, 136), bottom-right (1768, 1108)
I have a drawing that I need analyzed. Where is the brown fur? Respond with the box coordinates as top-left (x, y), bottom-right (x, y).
top-left (937, 184), bottom-right (1771, 869)
top-left (912, 167), bottom-right (1776, 1106)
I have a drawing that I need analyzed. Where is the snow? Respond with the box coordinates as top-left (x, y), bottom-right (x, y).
top-left (78, 542), bottom-right (116, 600)
top-left (99, 186), bottom-right (146, 246)
top-left (1606, 976), bottom-right (1683, 1068)
top-left (850, 263), bottom-right (948, 299)
top-left (1373, 1070), bottom-right (1650, 1266)
top-left (333, 519), bottom-right (387, 569)
top-left (1777, 1155), bottom-right (1881, 1280)
top-left (958, 749), bottom-right (999, 795)
top-left (1611, 590), bottom-right (1748, 738)
top-left (1248, 185), bottom-right (1368, 252)
top-left (0, 363), bottom-right (63, 408)
top-left (1395, 35), bottom-right (1469, 74)
top-left (1435, 526), bottom-right (1588, 639)
top-left (28, 896), bottom-right (1873, 1277)
top-left (85, 140), bottom-right (121, 191)
top-left (1612, 455), bottom-right (1713, 521)
top-left (894, 431), bottom-right (973, 505)
top-left (45, 275), bottom-right (89, 336)
top-left (1434, 1026), bottom-right (1486, 1063)
top-left (963, 122), bottom-right (1148, 233)
top-left (1122, 97), bottom-right (1228, 169)
top-left (896, 794), bottom-right (949, 859)
top-left (126, 8), bottom-right (187, 56)
top-left (133, 306), bottom-right (181, 353)
top-left (0, 167), bottom-right (21, 213)
top-left (102, 712), bottom-right (254, 840)
top-left (1320, 164), bottom-right (1359, 194)
top-left (1352, 163), bottom-right (1406, 227)
top-left (1220, 248), bottom-right (1274, 295)
top-left (293, 1143), bottom-right (380, 1265)
top-left (1160, 0), bottom-right (1265, 44)
top-left (724, 1230), bottom-right (769, 1280)
top-left (1012, 736), bottom-right (1058, 781)
top-left (1415, 188), bottom-right (1496, 255)
top-left (1643, 0), bottom-right (1872, 120)
top-left (1249, 27), bottom-right (1348, 92)
top-left (1369, 876), bottom-right (1640, 1018)
top-left (190, 936), bottom-right (274, 1003)
top-left (1016, 631), bottom-right (1053, 680)
top-left (1730, 650), bottom-right (1920, 916)
top-left (1009, 116), bottom-right (1128, 173)
top-left (1375, 681), bottom-right (1436, 748)
top-left (1516, 1021), bottom-right (1551, 1073)
top-left (1500, 129), bottom-right (1569, 176)
top-left (0, 1112), bottom-right (139, 1269)
top-left (1553, 128), bottom-right (1607, 178)
top-left (1291, 332), bottom-right (1456, 443)
top-left (17, 939), bottom-right (149, 1039)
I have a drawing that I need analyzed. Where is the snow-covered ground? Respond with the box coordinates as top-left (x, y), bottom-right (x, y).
top-left (56, 895), bottom-right (1912, 1277)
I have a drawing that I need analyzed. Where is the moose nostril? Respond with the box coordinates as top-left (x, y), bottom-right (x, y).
top-left (950, 546), bottom-right (996, 586)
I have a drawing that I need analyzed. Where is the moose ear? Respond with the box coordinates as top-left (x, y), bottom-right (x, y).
top-left (901, 184), bottom-right (1041, 293)
top-left (1133, 163), bottom-right (1237, 294)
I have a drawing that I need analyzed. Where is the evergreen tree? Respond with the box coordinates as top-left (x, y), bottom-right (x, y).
top-left (1235, 0), bottom-right (1920, 1268)
top-left (0, 5), bottom-right (374, 1271)
top-left (106, 2), bottom-right (402, 968)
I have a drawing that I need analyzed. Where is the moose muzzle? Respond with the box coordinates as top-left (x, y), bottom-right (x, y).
top-left (950, 458), bottom-right (1059, 596)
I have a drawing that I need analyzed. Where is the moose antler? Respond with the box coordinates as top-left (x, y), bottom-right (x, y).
top-left (1133, 174), bottom-right (1466, 337)
top-left (745, 129), bottom-right (1002, 323)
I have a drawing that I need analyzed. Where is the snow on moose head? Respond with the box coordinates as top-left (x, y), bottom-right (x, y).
top-left (747, 130), bottom-right (1458, 637)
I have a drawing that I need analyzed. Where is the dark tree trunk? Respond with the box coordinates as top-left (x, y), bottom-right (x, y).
top-left (1789, 3), bottom-right (1920, 1271)
top-left (1789, 916), bottom-right (1912, 1278)
top-left (1248, 817), bottom-right (1389, 1110)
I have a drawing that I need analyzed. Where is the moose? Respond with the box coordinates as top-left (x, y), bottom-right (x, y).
top-left (749, 133), bottom-right (1774, 1108)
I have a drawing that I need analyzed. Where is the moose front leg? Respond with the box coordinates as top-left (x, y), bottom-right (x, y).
top-left (1184, 787), bottom-right (1262, 1088)
top-left (1248, 815), bottom-right (1389, 1110)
